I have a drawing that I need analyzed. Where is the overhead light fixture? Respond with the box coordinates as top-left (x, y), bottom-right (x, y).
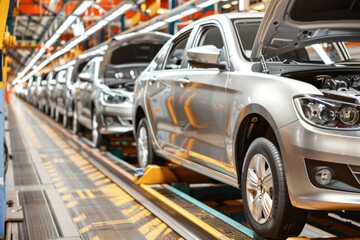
top-left (45, 33), bottom-right (60, 48)
top-left (85, 19), bottom-right (108, 35)
top-left (73, 0), bottom-right (93, 15)
top-left (104, 3), bottom-right (133, 21)
top-left (139, 21), bottom-right (166, 32)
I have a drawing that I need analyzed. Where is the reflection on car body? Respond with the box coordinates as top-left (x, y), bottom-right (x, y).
top-left (133, 0), bottom-right (360, 238)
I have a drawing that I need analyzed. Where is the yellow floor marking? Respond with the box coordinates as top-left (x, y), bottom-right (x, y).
top-left (40, 154), bottom-right (48, 158)
top-left (88, 171), bottom-right (102, 178)
top-left (146, 222), bottom-right (169, 240)
top-left (88, 172), bottom-right (104, 181)
top-left (47, 169), bottom-right (56, 174)
top-left (79, 226), bottom-right (91, 234)
top-left (80, 164), bottom-right (92, 171)
top-left (139, 218), bottom-right (162, 235)
top-left (141, 184), bottom-right (230, 240)
top-left (83, 168), bottom-right (97, 174)
top-left (94, 178), bottom-right (110, 186)
top-left (43, 162), bottom-right (52, 166)
top-left (49, 172), bottom-right (59, 177)
top-left (122, 205), bottom-right (139, 216)
top-left (58, 187), bottom-right (68, 193)
top-left (52, 177), bottom-right (62, 182)
top-left (73, 213), bottom-right (87, 223)
top-left (44, 165), bottom-right (55, 170)
top-left (55, 182), bottom-right (64, 188)
top-left (61, 193), bottom-right (74, 201)
top-left (64, 149), bottom-right (77, 155)
top-left (76, 190), bottom-right (86, 199)
top-left (91, 236), bottom-right (101, 240)
top-left (54, 158), bottom-right (65, 163)
top-left (129, 208), bottom-right (151, 223)
top-left (85, 190), bottom-right (95, 199)
top-left (66, 201), bottom-right (78, 208)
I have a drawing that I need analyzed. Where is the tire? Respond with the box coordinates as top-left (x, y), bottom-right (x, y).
top-left (63, 108), bottom-right (68, 128)
top-left (72, 108), bottom-right (82, 135)
top-left (136, 118), bottom-right (158, 168)
top-left (55, 109), bottom-right (60, 122)
top-left (241, 137), bottom-right (307, 239)
top-left (91, 111), bottom-right (104, 148)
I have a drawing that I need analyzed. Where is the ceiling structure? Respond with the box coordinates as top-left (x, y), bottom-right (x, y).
top-left (7, 0), bottom-right (267, 83)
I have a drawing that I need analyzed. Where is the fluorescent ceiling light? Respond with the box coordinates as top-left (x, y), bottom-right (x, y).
top-left (139, 21), bottom-right (166, 32)
top-left (105, 3), bottom-right (133, 21)
top-left (165, 7), bottom-right (199, 23)
top-left (73, 0), bottom-right (93, 15)
top-left (45, 33), bottom-right (60, 48)
top-left (85, 19), bottom-right (108, 35)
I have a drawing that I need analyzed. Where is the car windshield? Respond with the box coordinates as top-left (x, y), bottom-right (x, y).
top-left (233, 19), bottom-right (360, 64)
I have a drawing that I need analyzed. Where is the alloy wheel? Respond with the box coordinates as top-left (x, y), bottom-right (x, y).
top-left (246, 153), bottom-right (274, 224)
top-left (137, 125), bottom-right (149, 168)
top-left (92, 114), bottom-right (99, 146)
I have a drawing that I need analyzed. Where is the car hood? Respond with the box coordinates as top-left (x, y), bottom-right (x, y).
top-left (251, 0), bottom-right (360, 61)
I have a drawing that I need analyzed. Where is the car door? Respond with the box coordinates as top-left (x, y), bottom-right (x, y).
top-left (144, 30), bottom-right (193, 152)
top-left (81, 58), bottom-right (102, 128)
top-left (172, 23), bottom-right (234, 175)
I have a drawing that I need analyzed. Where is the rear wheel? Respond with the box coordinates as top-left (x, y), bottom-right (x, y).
top-left (241, 137), bottom-right (307, 239)
top-left (91, 111), bottom-right (104, 148)
top-left (136, 118), bottom-right (158, 168)
top-left (72, 109), bottom-right (81, 135)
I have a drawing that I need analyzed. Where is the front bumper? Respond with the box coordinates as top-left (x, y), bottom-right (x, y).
top-left (278, 119), bottom-right (360, 210)
top-left (98, 103), bottom-right (133, 135)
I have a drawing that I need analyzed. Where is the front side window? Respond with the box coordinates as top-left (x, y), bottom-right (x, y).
top-left (165, 31), bottom-right (191, 69)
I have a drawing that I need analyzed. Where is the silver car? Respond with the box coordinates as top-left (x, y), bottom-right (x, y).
top-left (133, 0), bottom-right (360, 238)
top-left (73, 32), bottom-right (171, 147)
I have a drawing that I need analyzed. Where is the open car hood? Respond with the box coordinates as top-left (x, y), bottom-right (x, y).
top-left (251, 0), bottom-right (360, 61)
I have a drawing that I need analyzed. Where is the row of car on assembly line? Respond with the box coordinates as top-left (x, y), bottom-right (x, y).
top-left (18, 0), bottom-right (360, 239)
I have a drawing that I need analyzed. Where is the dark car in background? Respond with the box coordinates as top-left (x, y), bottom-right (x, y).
top-left (73, 32), bottom-right (171, 147)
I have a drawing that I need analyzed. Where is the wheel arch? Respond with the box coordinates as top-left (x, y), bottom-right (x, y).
top-left (234, 104), bottom-right (282, 185)
top-left (134, 106), bottom-right (146, 138)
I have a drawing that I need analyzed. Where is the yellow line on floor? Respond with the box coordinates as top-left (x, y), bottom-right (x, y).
top-left (73, 213), bottom-right (87, 223)
top-left (141, 184), bottom-right (230, 240)
top-left (62, 193), bottom-right (74, 201)
top-left (85, 189), bottom-right (95, 199)
top-left (76, 190), bottom-right (86, 199)
top-left (66, 201), bottom-right (78, 208)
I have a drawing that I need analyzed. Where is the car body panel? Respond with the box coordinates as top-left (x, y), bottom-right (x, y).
top-left (251, 0), bottom-right (360, 61)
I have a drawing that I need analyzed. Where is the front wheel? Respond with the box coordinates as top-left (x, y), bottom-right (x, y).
top-left (241, 137), bottom-right (307, 239)
top-left (136, 118), bottom-right (158, 168)
top-left (91, 112), bottom-right (104, 148)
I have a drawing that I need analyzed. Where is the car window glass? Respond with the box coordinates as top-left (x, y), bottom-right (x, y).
top-left (151, 43), bottom-right (171, 71)
top-left (80, 61), bottom-right (95, 81)
top-left (165, 32), bottom-right (190, 69)
top-left (234, 20), bottom-right (260, 58)
top-left (56, 70), bottom-right (67, 84)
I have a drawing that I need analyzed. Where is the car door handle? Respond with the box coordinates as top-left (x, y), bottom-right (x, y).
top-left (177, 77), bottom-right (190, 87)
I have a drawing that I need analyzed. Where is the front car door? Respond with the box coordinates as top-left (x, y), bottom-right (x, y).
top-left (172, 22), bottom-right (234, 175)
top-left (144, 31), bottom-right (193, 152)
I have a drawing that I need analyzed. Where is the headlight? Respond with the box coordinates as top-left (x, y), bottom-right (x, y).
top-left (101, 92), bottom-right (128, 104)
top-left (294, 96), bottom-right (360, 129)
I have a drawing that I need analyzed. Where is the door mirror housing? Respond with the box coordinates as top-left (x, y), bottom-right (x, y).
top-left (78, 72), bottom-right (92, 82)
top-left (187, 45), bottom-right (228, 70)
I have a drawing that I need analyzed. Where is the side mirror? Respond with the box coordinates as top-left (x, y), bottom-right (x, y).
top-left (187, 45), bottom-right (228, 70)
top-left (78, 72), bottom-right (92, 82)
